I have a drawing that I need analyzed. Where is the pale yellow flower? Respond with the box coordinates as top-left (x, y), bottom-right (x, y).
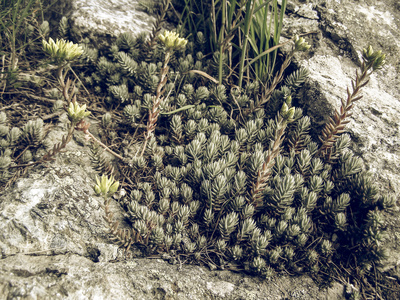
top-left (294, 35), bottom-right (311, 52)
top-left (94, 175), bottom-right (120, 196)
top-left (158, 31), bottom-right (188, 51)
top-left (42, 38), bottom-right (84, 63)
top-left (67, 101), bottom-right (90, 123)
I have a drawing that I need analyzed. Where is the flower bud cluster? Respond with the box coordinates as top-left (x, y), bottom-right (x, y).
top-left (362, 45), bottom-right (386, 70)
top-left (94, 175), bottom-right (120, 196)
top-left (294, 35), bottom-right (311, 52)
top-left (67, 101), bottom-right (90, 123)
top-left (158, 31), bottom-right (188, 51)
top-left (42, 37), bottom-right (83, 64)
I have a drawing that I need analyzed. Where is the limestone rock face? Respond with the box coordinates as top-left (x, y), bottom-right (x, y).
top-left (1, 0), bottom-right (400, 299)
top-left (0, 253), bottom-right (344, 300)
top-left (285, 0), bottom-right (400, 273)
top-left (285, 0), bottom-right (400, 197)
top-left (0, 127), bottom-right (344, 299)
top-left (46, 0), bottom-right (158, 48)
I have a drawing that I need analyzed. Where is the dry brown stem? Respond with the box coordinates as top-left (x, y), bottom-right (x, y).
top-left (141, 52), bottom-right (171, 156)
top-left (250, 115), bottom-right (287, 207)
top-left (103, 198), bottom-right (134, 252)
top-left (317, 62), bottom-right (371, 162)
top-left (84, 129), bottom-right (125, 161)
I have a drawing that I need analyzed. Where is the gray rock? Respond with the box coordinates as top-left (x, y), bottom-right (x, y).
top-left (285, 0), bottom-right (400, 275)
top-left (45, 0), bottom-right (159, 48)
top-left (0, 128), bottom-right (110, 260)
top-left (0, 253), bottom-right (345, 300)
top-left (1, 0), bottom-right (399, 298)
top-left (286, 0), bottom-right (400, 196)
top-left (0, 126), bottom-right (345, 299)
top-left (71, 0), bottom-right (157, 46)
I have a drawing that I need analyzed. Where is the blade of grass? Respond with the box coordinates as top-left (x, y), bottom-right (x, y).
top-left (243, 40), bottom-right (291, 73)
top-left (244, 0), bottom-right (287, 84)
top-left (238, 0), bottom-right (256, 88)
top-left (217, 0), bottom-right (226, 84)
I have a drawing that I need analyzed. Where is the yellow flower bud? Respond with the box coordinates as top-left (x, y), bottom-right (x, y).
top-left (42, 38), bottom-right (84, 64)
top-left (280, 103), bottom-right (295, 122)
top-left (109, 181), bottom-right (120, 194)
top-left (158, 31), bottom-right (188, 51)
top-left (67, 101), bottom-right (90, 123)
top-left (94, 185), bottom-right (102, 195)
top-left (281, 103), bottom-right (289, 115)
top-left (294, 35), bottom-right (311, 52)
top-left (285, 107), bottom-right (296, 121)
top-left (285, 95), bottom-right (292, 107)
top-left (362, 45), bottom-right (386, 70)
top-left (363, 45), bottom-right (374, 59)
top-left (94, 175), bottom-right (119, 196)
top-left (373, 53), bottom-right (386, 70)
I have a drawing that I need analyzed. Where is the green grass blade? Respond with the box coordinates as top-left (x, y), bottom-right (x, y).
top-left (238, 0), bottom-right (256, 88)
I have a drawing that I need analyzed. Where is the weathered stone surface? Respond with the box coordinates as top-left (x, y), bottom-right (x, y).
top-left (72, 0), bottom-right (156, 44)
top-left (45, 0), bottom-right (159, 48)
top-left (0, 129), bottom-right (109, 259)
top-left (0, 123), bottom-right (345, 299)
top-left (290, 3), bottom-right (400, 189)
top-left (1, 0), bottom-right (399, 298)
top-left (0, 252), bottom-right (345, 300)
top-left (285, 0), bottom-right (400, 275)
top-left (285, 0), bottom-right (400, 195)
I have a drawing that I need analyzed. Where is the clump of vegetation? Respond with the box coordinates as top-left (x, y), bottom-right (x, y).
top-left (0, 0), bottom-right (398, 298)
top-left (93, 32), bottom-right (392, 282)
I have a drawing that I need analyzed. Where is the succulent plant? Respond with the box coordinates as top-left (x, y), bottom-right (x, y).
top-left (84, 29), bottom-right (395, 285)
top-left (2, 8), bottom-right (394, 296)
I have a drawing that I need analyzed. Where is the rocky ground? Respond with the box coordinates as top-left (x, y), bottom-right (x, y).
top-left (1, 0), bottom-right (399, 299)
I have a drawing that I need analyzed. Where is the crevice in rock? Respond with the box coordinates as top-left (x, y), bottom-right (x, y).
top-left (86, 246), bottom-right (101, 263)
top-left (313, 4), bottom-right (359, 63)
